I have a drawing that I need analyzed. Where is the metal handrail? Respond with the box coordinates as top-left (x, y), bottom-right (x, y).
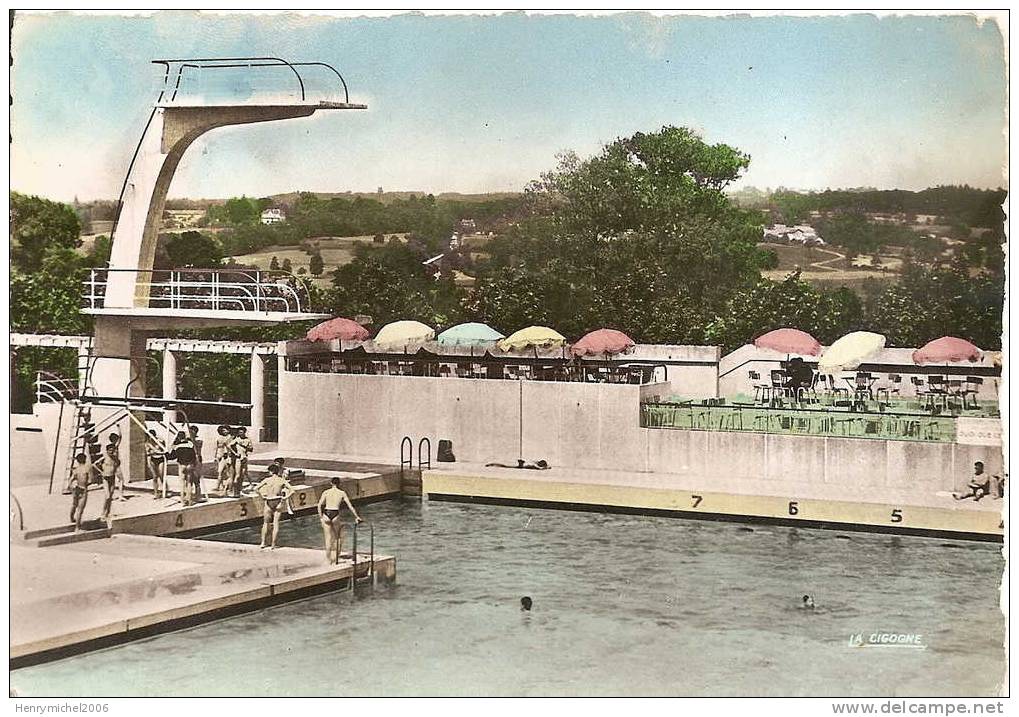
top-left (10, 492), bottom-right (24, 531)
top-left (83, 267), bottom-right (314, 314)
top-left (152, 57), bottom-right (356, 105)
top-left (400, 436), bottom-right (413, 478)
top-left (35, 371), bottom-right (79, 404)
top-left (418, 437), bottom-right (431, 471)
top-left (347, 520), bottom-right (375, 582)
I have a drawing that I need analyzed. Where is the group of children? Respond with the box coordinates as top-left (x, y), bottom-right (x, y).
top-left (144, 424), bottom-right (255, 505)
top-left (67, 427), bottom-right (365, 560)
top-left (66, 432), bottom-right (125, 530)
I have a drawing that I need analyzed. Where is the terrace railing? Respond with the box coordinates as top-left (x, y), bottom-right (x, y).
top-left (35, 371), bottom-right (80, 404)
top-left (641, 401), bottom-right (958, 443)
top-left (83, 268), bottom-right (314, 314)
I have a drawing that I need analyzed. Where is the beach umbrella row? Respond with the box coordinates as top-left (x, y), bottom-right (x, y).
top-left (307, 317), bottom-right (637, 355)
top-left (753, 326), bottom-right (986, 372)
top-left (309, 318), bottom-right (987, 366)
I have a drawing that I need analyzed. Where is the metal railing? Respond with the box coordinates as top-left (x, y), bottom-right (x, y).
top-left (10, 491), bottom-right (24, 532)
top-left (152, 56), bottom-right (357, 105)
top-left (640, 401), bottom-right (958, 443)
top-left (83, 268), bottom-right (314, 314)
top-left (35, 371), bottom-right (80, 404)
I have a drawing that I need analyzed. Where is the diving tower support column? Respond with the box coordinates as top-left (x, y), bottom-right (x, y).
top-left (162, 348), bottom-right (177, 428)
top-left (250, 351), bottom-right (265, 442)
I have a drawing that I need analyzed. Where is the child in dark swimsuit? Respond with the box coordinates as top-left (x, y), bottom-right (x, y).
top-left (69, 453), bottom-right (94, 530)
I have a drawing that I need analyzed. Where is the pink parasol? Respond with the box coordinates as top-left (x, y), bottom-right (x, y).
top-left (753, 328), bottom-right (822, 356)
top-left (571, 328), bottom-right (636, 357)
top-left (912, 337), bottom-right (982, 365)
top-left (305, 317), bottom-right (369, 343)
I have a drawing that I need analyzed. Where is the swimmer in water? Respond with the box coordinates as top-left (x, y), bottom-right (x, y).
top-left (255, 463), bottom-right (294, 549)
top-left (520, 596), bottom-right (533, 611)
top-left (801, 595), bottom-right (815, 609)
top-left (317, 476), bottom-right (362, 564)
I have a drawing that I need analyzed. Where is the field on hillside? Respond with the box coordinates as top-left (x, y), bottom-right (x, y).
top-left (229, 233), bottom-right (409, 286)
top-left (759, 242), bottom-right (901, 296)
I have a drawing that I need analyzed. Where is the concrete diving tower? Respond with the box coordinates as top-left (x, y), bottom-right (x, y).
top-left (94, 57), bottom-right (366, 331)
top-left (84, 57), bottom-right (366, 479)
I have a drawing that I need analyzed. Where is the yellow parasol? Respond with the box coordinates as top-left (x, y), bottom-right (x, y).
top-left (373, 320), bottom-right (435, 349)
top-left (497, 326), bottom-right (566, 352)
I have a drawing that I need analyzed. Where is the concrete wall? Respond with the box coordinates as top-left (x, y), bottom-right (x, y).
top-left (278, 370), bottom-right (1002, 496)
top-left (278, 371), bottom-right (650, 470)
top-left (628, 344), bottom-right (719, 398)
top-left (643, 428), bottom-right (1002, 495)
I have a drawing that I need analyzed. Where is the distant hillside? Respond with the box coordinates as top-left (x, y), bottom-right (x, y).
top-left (265, 190), bottom-right (522, 205)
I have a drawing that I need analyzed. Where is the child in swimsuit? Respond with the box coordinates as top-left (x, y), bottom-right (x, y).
top-left (96, 444), bottom-right (118, 522)
top-left (69, 453), bottom-right (94, 530)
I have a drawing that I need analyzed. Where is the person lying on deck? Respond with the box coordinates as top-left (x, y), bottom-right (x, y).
top-left (484, 459), bottom-right (551, 470)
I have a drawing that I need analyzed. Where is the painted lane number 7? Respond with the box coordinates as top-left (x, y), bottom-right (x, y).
top-left (691, 495), bottom-right (703, 508)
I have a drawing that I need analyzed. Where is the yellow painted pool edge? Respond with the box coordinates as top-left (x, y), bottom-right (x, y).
top-left (423, 472), bottom-right (1003, 539)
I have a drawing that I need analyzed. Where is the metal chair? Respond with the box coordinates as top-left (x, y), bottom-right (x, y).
top-left (770, 370), bottom-right (789, 405)
top-left (875, 373), bottom-right (902, 404)
top-left (749, 370), bottom-right (771, 404)
top-left (963, 376), bottom-right (983, 410)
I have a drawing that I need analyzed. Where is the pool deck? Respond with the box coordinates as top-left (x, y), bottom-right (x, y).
top-left (10, 535), bottom-right (394, 667)
top-left (11, 453), bottom-right (405, 666)
top-left (421, 461), bottom-right (1004, 542)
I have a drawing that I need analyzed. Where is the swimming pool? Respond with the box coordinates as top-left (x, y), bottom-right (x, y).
top-left (10, 498), bottom-right (1005, 696)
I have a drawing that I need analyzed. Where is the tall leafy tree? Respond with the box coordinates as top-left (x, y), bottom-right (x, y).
top-left (471, 126), bottom-right (764, 342)
top-left (10, 192), bottom-right (81, 272)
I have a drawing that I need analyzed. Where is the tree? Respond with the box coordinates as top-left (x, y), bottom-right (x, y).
top-left (161, 230), bottom-right (223, 269)
top-left (281, 257), bottom-right (293, 273)
top-left (704, 272), bottom-right (863, 352)
top-left (223, 196), bottom-right (260, 225)
top-left (330, 242), bottom-right (463, 327)
top-left (309, 251), bottom-right (324, 276)
top-left (868, 264), bottom-right (1003, 350)
top-left (471, 126), bottom-right (764, 343)
top-left (269, 256), bottom-right (280, 271)
top-left (10, 192), bottom-right (81, 272)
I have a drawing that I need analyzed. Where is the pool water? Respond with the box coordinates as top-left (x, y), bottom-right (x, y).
top-left (10, 499), bottom-right (1006, 696)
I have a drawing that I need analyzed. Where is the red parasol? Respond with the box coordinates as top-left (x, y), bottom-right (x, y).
top-left (753, 328), bottom-right (822, 356)
top-left (306, 317), bottom-right (369, 343)
top-left (912, 337), bottom-right (982, 365)
top-left (571, 328), bottom-right (636, 357)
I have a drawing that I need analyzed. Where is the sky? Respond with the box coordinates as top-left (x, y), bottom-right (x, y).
top-left (10, 11), bottom-right (1009, 201)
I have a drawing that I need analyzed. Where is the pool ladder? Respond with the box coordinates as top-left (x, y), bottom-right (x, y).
top-left (342, 520), bottom-right (375, 591)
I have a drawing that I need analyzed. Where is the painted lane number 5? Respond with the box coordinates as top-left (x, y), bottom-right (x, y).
top-left (891, 509), bottom-right (903, 523)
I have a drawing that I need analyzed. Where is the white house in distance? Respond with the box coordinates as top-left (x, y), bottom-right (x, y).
top-left (260, 207), bottom-right (286, 225)
top-left (763, 223), bottom-right (826, 246)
